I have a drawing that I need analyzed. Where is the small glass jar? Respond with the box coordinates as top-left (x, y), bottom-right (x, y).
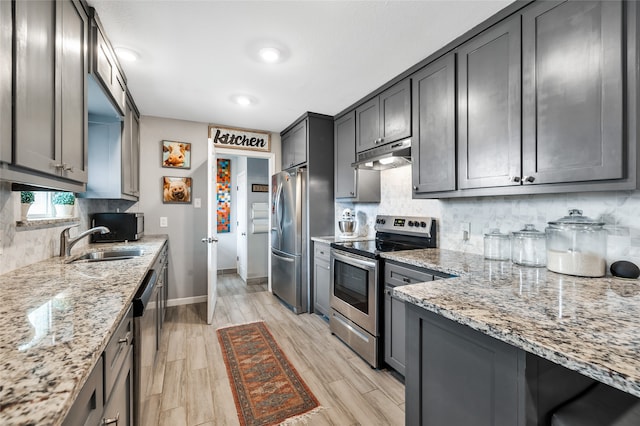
top-left (546, 209), bottom-right (606, 277)
top-left (484, 229), bottom-right (510, 260)
top-left (511, 224), bottom-right (546, 267)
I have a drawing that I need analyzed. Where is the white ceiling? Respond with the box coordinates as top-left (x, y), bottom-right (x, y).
top-left (88, 0), bottom-right (515, 133)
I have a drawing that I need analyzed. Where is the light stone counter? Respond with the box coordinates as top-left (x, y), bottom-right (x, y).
top-left (0, 235), bottom-right (168, 426)
top-left (384, 248), bottom-right (640, 398)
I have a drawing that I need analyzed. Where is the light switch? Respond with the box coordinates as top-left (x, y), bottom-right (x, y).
top-left (160, 217), bottom-right (168, 228)
top-left (194, 198), bottom-right (201, 208)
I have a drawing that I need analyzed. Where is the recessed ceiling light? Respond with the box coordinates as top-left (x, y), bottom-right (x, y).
top-left (115, 47), bottom-right (139, 62)
top-left (232, 95), bottom-right (255, 106)
top-left (258, 47), bottom-right (281, 63)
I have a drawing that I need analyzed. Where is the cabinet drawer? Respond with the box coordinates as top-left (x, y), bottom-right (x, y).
top-left (314, 242), bottom-right (330, 262)
top-left (386, 262), bottom-right (434, 286)
top-left (104, 305), bottom-right (133, 399)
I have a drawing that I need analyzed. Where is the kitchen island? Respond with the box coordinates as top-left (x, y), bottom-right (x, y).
top-left (0, 235), bottom-right (167, 426)
top-left (385, 248), bottom-right (640, 423)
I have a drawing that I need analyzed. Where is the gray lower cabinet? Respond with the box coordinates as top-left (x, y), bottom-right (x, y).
top-left (334, 111), bottom-right (380, 202)
top-left (356, 79), bottom-right (411, 153)
top-left (63, 357), bottom-right (104, 426)
top-left (457, 14), bottom-right (521, 190)
top-left (10, 0), bottom-right (88, 190)
top-left (384, 261), bottom-right (450, 376)
top-left (281, 119), bottom-right (307, 169)
top-left (0, 0), bottom-right (10, 164)
top-left (521, 0), bottom-right (624, 185)
top-left (313, 241), bottom-right (331, 316)
top-left (411, 52), bottom-right (456, 194)
top-left (406, 304), bottom-right (596, 426)
top-left (102, 348), bottom-right (133, 426)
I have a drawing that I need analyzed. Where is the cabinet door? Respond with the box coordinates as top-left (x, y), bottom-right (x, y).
top-left (59, 0), bottom-right (88, 183)
top-left (334, 112), bottom-right (357, 198)
top-left (412, 53), bottom-right (456, 193)
top-left (458, 16), bottom-right (521, 189)
top-left (131, 108), bottom-right (140, 195)
top-left (14, 0), bottom-right (59, 176)
top-left (0, 0), bottom-right (10, 163)
top-left (281, 119), bottom-right (307, 169)
top-left (384, 290), bottom-right (407, 376)
top-left (122, 97), bottom-right (139, 197)
top-left (94, 28), bottom-right (126, 116)
top-left (379, 79), bottom-right (411, 144)
top-left (355, 96), bottom-right (380, 153)
top-left (102, 349), bottom-right (133, 426)
top-left (313, 257), bottom-right (331, 316)
top-left (522, 0), bottom-right (624, 184)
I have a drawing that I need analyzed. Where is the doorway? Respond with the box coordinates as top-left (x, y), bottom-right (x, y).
top-left (206, 146), bottom-right (275, 323)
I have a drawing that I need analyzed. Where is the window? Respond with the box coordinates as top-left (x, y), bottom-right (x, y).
top-left (27, 192), bottom-right (54, 218)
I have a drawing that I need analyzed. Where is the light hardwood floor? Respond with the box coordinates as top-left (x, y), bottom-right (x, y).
top-left (146, 274), bottom-right (405, 426)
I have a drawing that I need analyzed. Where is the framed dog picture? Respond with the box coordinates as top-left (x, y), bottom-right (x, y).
top-left (162, 176), bottom-right (192, 204)
top-left (162, 140), bottom-right (191, 169)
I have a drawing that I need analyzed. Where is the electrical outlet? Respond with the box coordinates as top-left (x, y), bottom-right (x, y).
top-left (460, 222), bottom-right (470, 241)
top-left (194, 198), bottom-right (201, 208)
top-left (160, 217), bottom-right (168, 228)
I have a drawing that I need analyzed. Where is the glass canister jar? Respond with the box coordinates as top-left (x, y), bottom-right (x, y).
top-left (545, 209), bottom-right (606, 277)
top-left (511, 224), bottom-right (546, 267)
top-left (484, 229), bottom-right (510, 260)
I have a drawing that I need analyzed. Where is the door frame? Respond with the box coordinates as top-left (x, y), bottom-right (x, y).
top-left (212, 147), bottom-right (276, 292)
top-left (236, 170), bottom-right (248, 282)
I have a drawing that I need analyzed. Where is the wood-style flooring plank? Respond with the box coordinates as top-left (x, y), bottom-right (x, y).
top-left (150, 274), bottom-right (405, 425)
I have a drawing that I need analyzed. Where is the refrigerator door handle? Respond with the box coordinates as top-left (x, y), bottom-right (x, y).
top-left (275, 182), bottom-right (284, 235)
top-left (272, 251), bottom-right (295, 263)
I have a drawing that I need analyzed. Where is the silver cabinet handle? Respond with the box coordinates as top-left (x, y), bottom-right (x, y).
top-left (241, 232), bottom-right (246, 236)
top-left (349, 191), bottom-right (355, 196)
top-left (63, 164), bottom-right (74, 172)
top-left (201, 237), bottom-right (218, 243)
top-left (523, 176), bottom-right (535, 183)
top-left (509, 176), bottom-right (521, 183)
top-left (54, 163), bottom-right (64, 170)
top-left (102, 413), bottom-right (119, 425)
top-left (413, 185), bottom-right (418, 191)
top-left (374, 138), bottom-right (384, 144)
top-left (117, 332), bottom-right (131, 345)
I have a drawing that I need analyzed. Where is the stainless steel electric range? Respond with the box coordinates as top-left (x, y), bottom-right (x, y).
top-left (329, 215), bottom-right (437, 368)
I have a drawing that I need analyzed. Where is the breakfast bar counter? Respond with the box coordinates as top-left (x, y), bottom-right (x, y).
top-left (384, 248), bottom-right (640, 399)
top-left (0, 236), bottom-right (168, 426)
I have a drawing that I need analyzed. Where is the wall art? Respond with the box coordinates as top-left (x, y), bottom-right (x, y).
top-left (162, 140), bottom-right (191, 169)
top-left (163, 176), bottom-right (192, 203)
top-left (217, 158), bottom-right (231, 233)
top-left (209, 125), bottom-right (271, 153)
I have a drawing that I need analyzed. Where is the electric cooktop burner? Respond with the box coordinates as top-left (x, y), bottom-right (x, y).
top-left (330, 215), bottom-right (437, 259)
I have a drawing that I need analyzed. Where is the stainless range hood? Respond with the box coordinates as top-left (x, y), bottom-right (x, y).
top-left (351, 138), bottom-right (411, 170)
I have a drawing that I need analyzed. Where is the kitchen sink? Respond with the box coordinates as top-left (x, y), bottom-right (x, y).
top-left (68, 249), bottom-right (144, 263)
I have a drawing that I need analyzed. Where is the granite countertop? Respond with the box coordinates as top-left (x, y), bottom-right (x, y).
top-left (0, 235), bottom-right (168, 426)
top-left (385, 248), bottom-right (640, 398)
top-left (311, 235), bottom-right (372, 244)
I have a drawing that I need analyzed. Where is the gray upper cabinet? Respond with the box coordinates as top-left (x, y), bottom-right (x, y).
top-left (334, 112), bottom-right (381, 201)
top-left (0, 1), bottom-right (11, 165)
top-left (90, 10), bottom-right (126, 116)
top-left (13, 0), bottom-right (88, 186)
top-left (281, 119), bottom-right (307, 169)
top-left (457, 15), bottom-right (521, 190)
top-left (522, 0), bottom-right (624, 185)
top-left (122, 93), bottom-right (140, 198)
top-left (412, 53), bottom-right (456, 194)
top-left (356, 79), bottom-right (411, 153)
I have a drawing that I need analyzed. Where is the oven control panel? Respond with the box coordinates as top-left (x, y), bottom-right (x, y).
top-left (375, 215), bottom-right (435, 236)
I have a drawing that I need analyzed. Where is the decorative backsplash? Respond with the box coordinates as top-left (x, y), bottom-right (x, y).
top-left (336, 166), bottom-right (640, 268)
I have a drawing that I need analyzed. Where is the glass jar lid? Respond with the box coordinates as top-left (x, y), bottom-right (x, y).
top-left (548, 209), bottom-right (604, 228)
top-left (512, 224), bottom-right (545, 239)
top-left (484, 228), bottom-right (510, 239)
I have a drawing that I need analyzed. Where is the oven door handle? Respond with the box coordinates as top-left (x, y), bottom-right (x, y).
top-left (331, 249), bottom-right (376, 270)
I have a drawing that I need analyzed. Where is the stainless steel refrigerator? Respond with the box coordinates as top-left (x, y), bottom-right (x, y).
top-left (271, 168), bottom-right (307, 313)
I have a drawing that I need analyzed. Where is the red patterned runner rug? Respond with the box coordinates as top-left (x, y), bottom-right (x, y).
top-left (217, 321), bottom-right (321, 426)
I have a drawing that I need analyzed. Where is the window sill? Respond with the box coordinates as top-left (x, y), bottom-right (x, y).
top-left (16, 217), bottom-right (80, 231)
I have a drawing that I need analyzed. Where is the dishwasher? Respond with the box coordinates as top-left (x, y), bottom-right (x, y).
top-left (133, 269), bottom-right (158, 426)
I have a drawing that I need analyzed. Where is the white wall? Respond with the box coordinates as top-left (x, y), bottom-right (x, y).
top-left (337, 166), bottom-right (640, 268)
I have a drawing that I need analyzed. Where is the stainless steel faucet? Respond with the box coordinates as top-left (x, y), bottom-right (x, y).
top-left (60, 225), bottom-right (110, 257)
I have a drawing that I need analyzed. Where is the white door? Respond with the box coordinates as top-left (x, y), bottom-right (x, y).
top-left (204, 140), bottom-right (219, 324)
top-left (236, 171), bottom-right (248, 282)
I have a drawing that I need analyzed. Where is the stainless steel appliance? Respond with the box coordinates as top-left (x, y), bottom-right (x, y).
top-left (133, 269), bottom-right (158, 426)
top-left (351, 138), bottom-right (412, 170)
top-left (271, 169), bottom-right (307, 313)
top-left (330, 215), bottom-right (437, 368)
top-left (91, 212), bottom-right (144, 242)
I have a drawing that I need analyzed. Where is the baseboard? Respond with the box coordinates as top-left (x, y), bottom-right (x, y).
top-left (246, 276), bottom-right (268, 286)
top-left (217, 268), bottom-right (237, 275)
top-left (167, 295), bottom-right (207, 307)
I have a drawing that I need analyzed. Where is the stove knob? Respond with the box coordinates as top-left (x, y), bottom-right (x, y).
top-left (408, 221), bottom-right (414, 227)
top-left (376, 219), bottom-right (380, 224)
top-left (381, 219), bottom-right (386, 224)
top-left (420, 221), bottom-right (427, 228)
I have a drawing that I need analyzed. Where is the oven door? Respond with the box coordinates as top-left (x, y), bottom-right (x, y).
top-left (330, 249), bottom-right (378, 336)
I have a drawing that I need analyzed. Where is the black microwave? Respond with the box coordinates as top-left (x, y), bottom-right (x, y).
top-left (91, 212), bottom-right (144, 242)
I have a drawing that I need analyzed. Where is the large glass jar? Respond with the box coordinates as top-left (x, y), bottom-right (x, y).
top-left (511, 224), bottom-right (546, 267)
top-left (545, 209), bottom-right (606, 277)
top-left (484, 229), bottom-right (510, 260)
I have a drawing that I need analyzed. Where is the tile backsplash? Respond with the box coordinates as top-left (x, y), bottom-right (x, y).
top-left (0, 182), bottom-right (136, 275)
top-left (336, 166), bottom-right (640, 267)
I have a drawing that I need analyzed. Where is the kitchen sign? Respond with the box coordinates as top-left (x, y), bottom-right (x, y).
top-left (208, 125), bottom-right (271, 153)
